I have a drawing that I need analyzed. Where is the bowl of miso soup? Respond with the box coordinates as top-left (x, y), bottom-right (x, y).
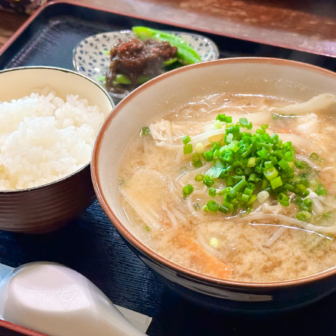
top-left (92, 58), bottom-right (336, 311)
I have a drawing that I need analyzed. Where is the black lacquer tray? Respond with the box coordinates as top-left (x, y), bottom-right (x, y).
top-left (1, 2), bottom-right (336, 335)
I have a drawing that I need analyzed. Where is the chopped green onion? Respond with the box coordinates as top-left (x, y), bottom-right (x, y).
top-left (322, 211), bottom-right (333, 218)
top-left (219, 205), bottom-right (230, 214)
top-left (208, 188), bottom-right (216, 197)
top-left (248, 173), bottom-right (258, 182)
top-left (296, 211), bottom-right (311, 221)
top-left (270, 176), bottom-right (283, 190)
top-left (203, 175), bottom-right (215, 187)
top-left (284, 151), bottom-right (294, 162)
top-left (315, 183), bottom-right (328, 196)
top-left (183, 184), bottom-right (194, 196)
top-left (309, 152), bottom-right (320, 161)
top-left (226, 133), bottom-right (233, 143)
top-left (224, 189), bottom-right (238, 201)
top-left (257, 147), bottom-right (268, 159)
top-left (264, 167), bottom-right (278, 181)
top-left (211, 142), bottom-right (221, 151)
top-left (228, 140), bottom-right (239, 152)
top-left (247, 157), bottom-right (256, 167)
top-left (182, 135), bottom-right (191, 144)
top-left (183, 144), bottom-right (193, 154)
top-left (216, 114), bottom-right (226, 122)
top-left (303, 198), bottom-right (313, 209)
top-left (207, 200), bottom-right (219, 212)
top-left (298, 189), bottom-right (310, 198)
top-left (278, 159), bottom-right (289, 170)
top-left (294, 160), bottom-right (309, 170)
top-left (218, 188), bottom-right (226, 196)
top-left (244, 187), bottom-right (254, 196)
top-left (141, 126), bottom-right (150, 135)
top-left (214, 120), bottom-right (222, 129)
top-left (214, 148), bottom-right (223, 160)
top-left (193, 160), bottom-right (202, 168)
top-left (223, 200), bottom-right (234, 211)
top-left (202, 150), bottom-right (213, 162)
top-left (247, 195), bottom-right (257, 205)
top-left (178, 114), bottom-right (322, 214)
top-left (284, 183), bottom-right (295, 192)
top-left (239, 118), bottom-right (249, 127)
top-left (261, 178), bottom-right (270, 190)
top-left (233, 179), bottom-right (248, 192)
top-left (205, 167), bottom-right (223, 178)
top-left (277, 193), bottom-right (290, 206)
top-left (192, 153), bottom-right (200, 162)
top-left (226, 176), bottom-right (235, 187)
top-left (192, 153), bottom-right (202, 168)
top-left (235, 167), bottom-right (243, 175)
top-left (222, 152), bottom-right (234, 163)
top-left (255, 166), bottom-right (263, 174)
top-left (247, 182), bottom-right (256, 190)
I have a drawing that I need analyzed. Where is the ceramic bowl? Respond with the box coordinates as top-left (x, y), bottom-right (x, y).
top-left (73, 30), bottom-right (220, 100)
top-left (0, 66), bottom-right (114, 234)
top-left (91, 58), bottom-right (336, 311)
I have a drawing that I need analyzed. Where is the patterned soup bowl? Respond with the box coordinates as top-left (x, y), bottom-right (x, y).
top-left (92, 58), bottom-right (336, 311)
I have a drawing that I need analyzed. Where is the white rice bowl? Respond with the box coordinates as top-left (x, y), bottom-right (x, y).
top-left (0, 87), bottom-right (107, 190)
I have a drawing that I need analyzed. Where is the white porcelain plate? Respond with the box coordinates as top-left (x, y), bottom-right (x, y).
top-left (73, 30), bottom-right (220, 100)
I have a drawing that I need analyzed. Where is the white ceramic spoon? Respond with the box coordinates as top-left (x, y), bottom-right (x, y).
top-left (0, 262), bottom-right (147, 336)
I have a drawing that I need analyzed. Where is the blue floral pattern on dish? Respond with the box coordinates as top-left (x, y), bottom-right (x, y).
top-left (73, 30), bottom-right (219, 100)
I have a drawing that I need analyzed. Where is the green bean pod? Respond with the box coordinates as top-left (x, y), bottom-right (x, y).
top-left (132, 26), bottom-right (201, 64)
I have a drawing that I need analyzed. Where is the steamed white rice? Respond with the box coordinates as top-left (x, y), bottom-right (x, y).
top-left (0, 87), bottom-right (107, 190)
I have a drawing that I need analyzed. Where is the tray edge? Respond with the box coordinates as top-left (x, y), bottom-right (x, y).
top-left (0, 320), bottom-right (47, 336)
top-left (1, 0), bottom-right (336, 61)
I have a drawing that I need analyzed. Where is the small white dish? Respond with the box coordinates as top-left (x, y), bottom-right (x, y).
top-left (73, 30), bottom-right (220, 100)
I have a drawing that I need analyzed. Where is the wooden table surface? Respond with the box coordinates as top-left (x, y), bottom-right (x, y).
top-left (0, 10), bottom-right (27, 49)
top-left (1, 0), bottom-right (336, 56)
top-left (79, 0), bottom-right (336, 57)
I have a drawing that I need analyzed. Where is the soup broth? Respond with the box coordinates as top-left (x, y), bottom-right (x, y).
top-left (118, 93), bottom-right (336, 282)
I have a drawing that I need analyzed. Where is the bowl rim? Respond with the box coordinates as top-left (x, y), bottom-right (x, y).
top-left (0, 65), bottom-right (115, 193)
top-left (92, 57), bottom-right (336, 289)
